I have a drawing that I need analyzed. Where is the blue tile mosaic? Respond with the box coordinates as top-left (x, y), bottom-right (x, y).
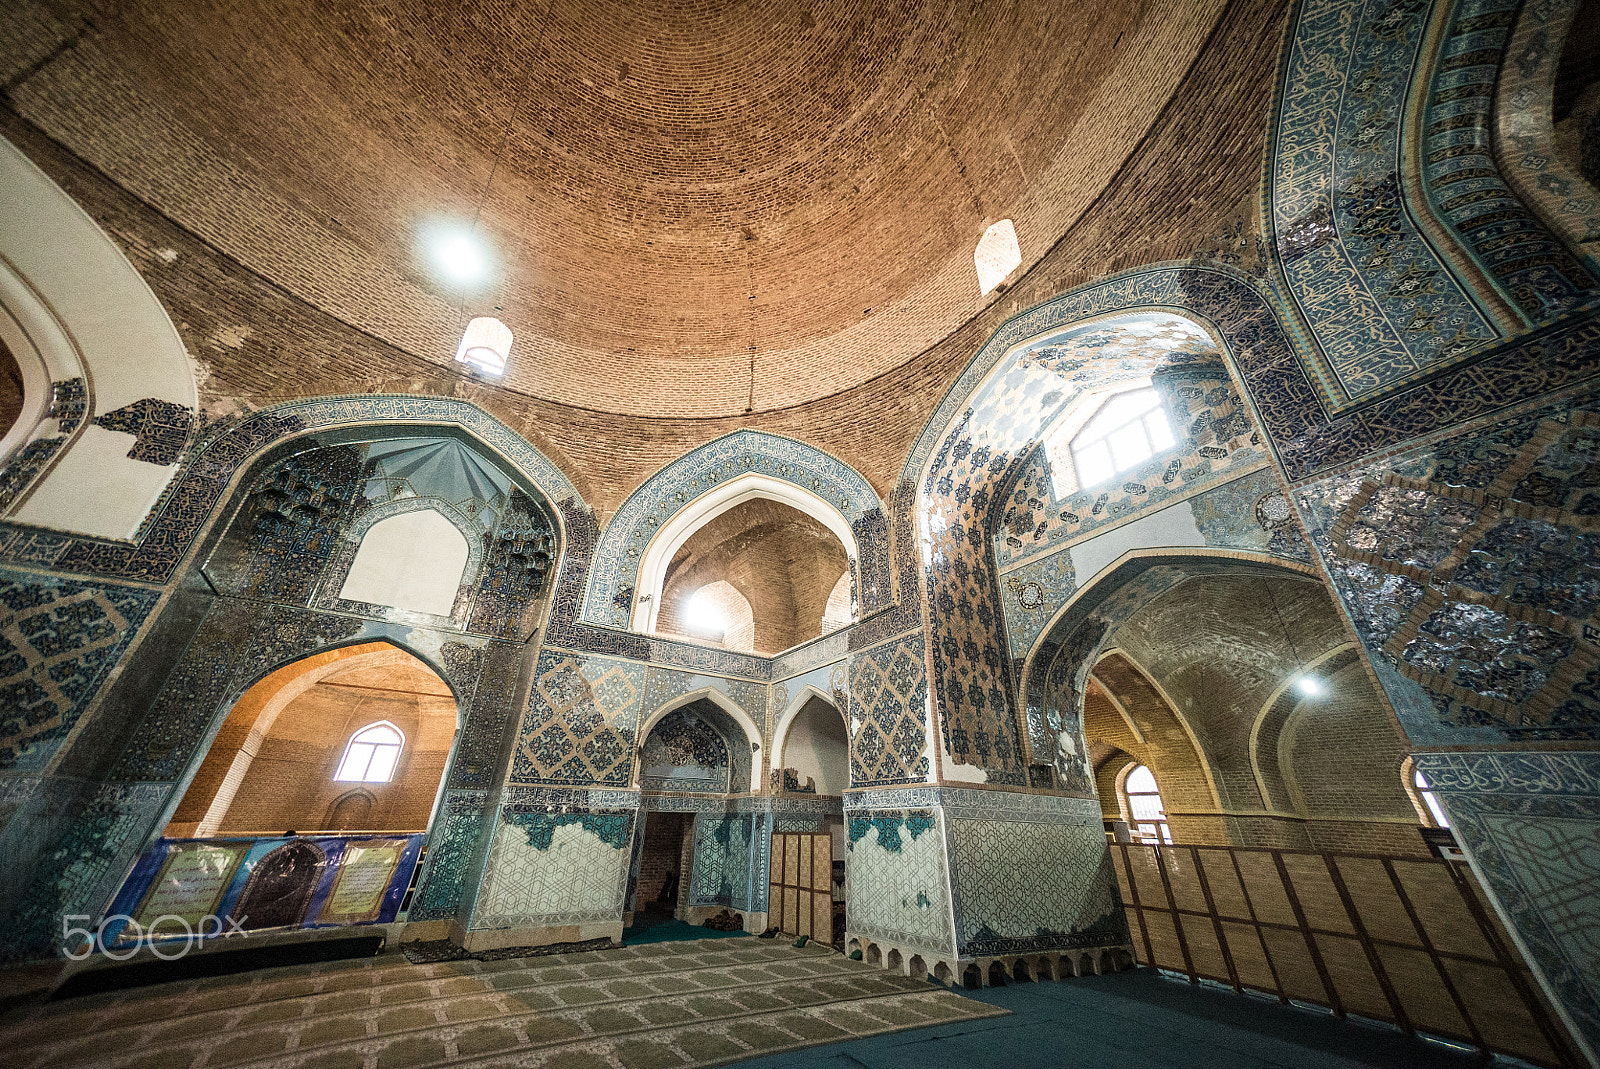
top-left (0, 569), bottom-right (161, 772)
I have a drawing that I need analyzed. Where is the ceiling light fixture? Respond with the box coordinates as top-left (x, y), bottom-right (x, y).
top-left (1294, 675), bottom-right (1325, 698)
top-left (436, 233), bottom-right (489, 283)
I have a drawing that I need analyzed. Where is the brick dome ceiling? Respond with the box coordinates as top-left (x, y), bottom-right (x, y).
top-left (11, 0), bottom-right (1226, 415)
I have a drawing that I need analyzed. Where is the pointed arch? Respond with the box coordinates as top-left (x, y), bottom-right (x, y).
top-left (635, 687), bottom-right (763, 794)
top-left (580, 429), bottom-right (888, 630)
top-left (772, 683), bottom-right (845, 762)
top-left (170, 640), bottom-right (460, 838)
top-left (0, 134), bottom-right (198, 539)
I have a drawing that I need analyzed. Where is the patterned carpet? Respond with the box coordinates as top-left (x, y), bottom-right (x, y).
top-left (1, 938), bottom-right (1006, 1069)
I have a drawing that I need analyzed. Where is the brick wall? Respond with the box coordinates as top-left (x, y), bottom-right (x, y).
top-left (0, 0), bottom-right (1288, 517)
top-left (636, 812), bottom-right (691, 911)
top-left (167, 645), bottom-right (457, 837)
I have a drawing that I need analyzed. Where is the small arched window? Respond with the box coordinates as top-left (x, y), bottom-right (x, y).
top-left (335, 722), bottom-right (404, 783)
top-left (1413, 767), bottom-right (1450, 828)
top-left (975, 219), bottom-right (1021, 295)
top-left (1070, 388), bottom-right (1175, 490)
top-left (1124, 764), bottom-right (1173, 844)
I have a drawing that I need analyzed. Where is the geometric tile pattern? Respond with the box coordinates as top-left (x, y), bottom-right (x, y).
top-left (1495, 0), bottom-right (1600, 265)
top-left (205, 435), bottom-right (556, 639)
top-left (407, 789), bottom-right (489, 922)
top-left (2, 781), bottom-right (168, 963)
top-left (0, 394), bottom-right (582, 586)
top-left (844, 807), bottom-right (953, 953)
top-left (688, 813), bottom-right (757, 911)
top-left (0, 568), bottom-right (160, 771)
top-left (512, 650), bottom-right (645, 786)
top-left (918, 315), bottom-right (1230, 780)
top-left (1415, 751), bottom-right (1600, 1057)
top-left (846, 635), bottom-right (929, 787)
top-left (473, 807), bottom-right (636, 930)
top-left (948, 810), bottom-right (1126, 956)
top-left (994, 363), bottom-right (1269, 567)
top-left (1303, 395), bottom-right (1600, 742)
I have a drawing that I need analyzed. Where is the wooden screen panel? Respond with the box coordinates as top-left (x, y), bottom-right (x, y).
top-left (1112, 842), bottom-right (1579, 1069)
top-left (770, 832), bottom-right (833, 940)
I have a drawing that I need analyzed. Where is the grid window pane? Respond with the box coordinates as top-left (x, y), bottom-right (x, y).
top-left (1073, 440), bottom-right (1115, 488)
top-left (336, 723), bottom-right (404, 784)
top-left (1129, 795), bottom-right (1165, 821)
top-left (336, 743), bottom-right (375, 781)
top-left (1065, 388), bottom-right (1174, 491)
top-left (365, 744), bottom-right (400, 782)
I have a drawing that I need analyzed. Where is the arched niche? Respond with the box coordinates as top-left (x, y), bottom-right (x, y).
top-left (0, 134), bottom-right (198, 539)
top-left (165, 640), bottom-right (460, 839)
top-left (906, 305), bottom-right (1273, 783)
top-left (580, 429), bottom-right (888, 630)
top-left (339, 507), bottom-right (472, 618)
top-left (1019, 548), bottom-right (1327, 793)
top-left (635, 687), bottom-right (763, 795)
top-left (630, 471), bottom-right (861, 635)
top-left (1082, 649), bottom-right (1220, 841)
top-left (199, 427), bottom-right (558, 640)
top-left (772, 688), bottom-right (849, 796)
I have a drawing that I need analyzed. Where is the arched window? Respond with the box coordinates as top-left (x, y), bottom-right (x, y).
top-left (1124, 764), bottom-right (1173, 844)
top-left (975, 219), bottom-right (1021, 295)
top-left (1413, 767), bottom-right (1450, 829)
top-left (335, 722), bottom-right (404, 783)
top-left (1069, 388), bottom-right (1175, 490)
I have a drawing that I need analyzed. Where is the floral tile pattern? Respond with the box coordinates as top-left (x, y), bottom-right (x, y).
top-left (846, 635), bottom-right (930, 787)
top-left (511, 650), bottom-right (645, 787)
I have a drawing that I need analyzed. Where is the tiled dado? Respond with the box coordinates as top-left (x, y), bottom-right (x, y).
top-left (1414, 751), bottom-right (1600, 1059)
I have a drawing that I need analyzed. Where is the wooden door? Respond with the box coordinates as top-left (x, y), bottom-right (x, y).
top-left (769, 832), bottom-right (833, 940)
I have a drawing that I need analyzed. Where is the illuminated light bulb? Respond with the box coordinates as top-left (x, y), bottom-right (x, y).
top-left (455, 317), bottom-right (512, 377)
top-left (1294, 675), bottom-right (1325, 698)
top-left (437, 233), bottom-right (488, 282)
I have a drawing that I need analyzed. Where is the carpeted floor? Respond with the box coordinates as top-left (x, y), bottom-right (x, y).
top-left (621, 912), bottom-right (754, 946)
top-left (0, 938), bottom-right (1005, 1069)
top-left (724, 967), bottom-right (1514, 1069)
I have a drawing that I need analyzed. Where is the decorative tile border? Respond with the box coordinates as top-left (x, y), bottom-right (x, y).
top-left (580, 430), bottom-right (888, 629)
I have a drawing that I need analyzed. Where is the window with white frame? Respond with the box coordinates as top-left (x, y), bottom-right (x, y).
top-left (1124, 764), bottom-right (1173, 844)
top-left (1413, 767), bottom-right (1450, 828)
top-left (335, 722), bottom-right (404, 783)
top-left (1068, 388), bottom-right (1175, 490)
